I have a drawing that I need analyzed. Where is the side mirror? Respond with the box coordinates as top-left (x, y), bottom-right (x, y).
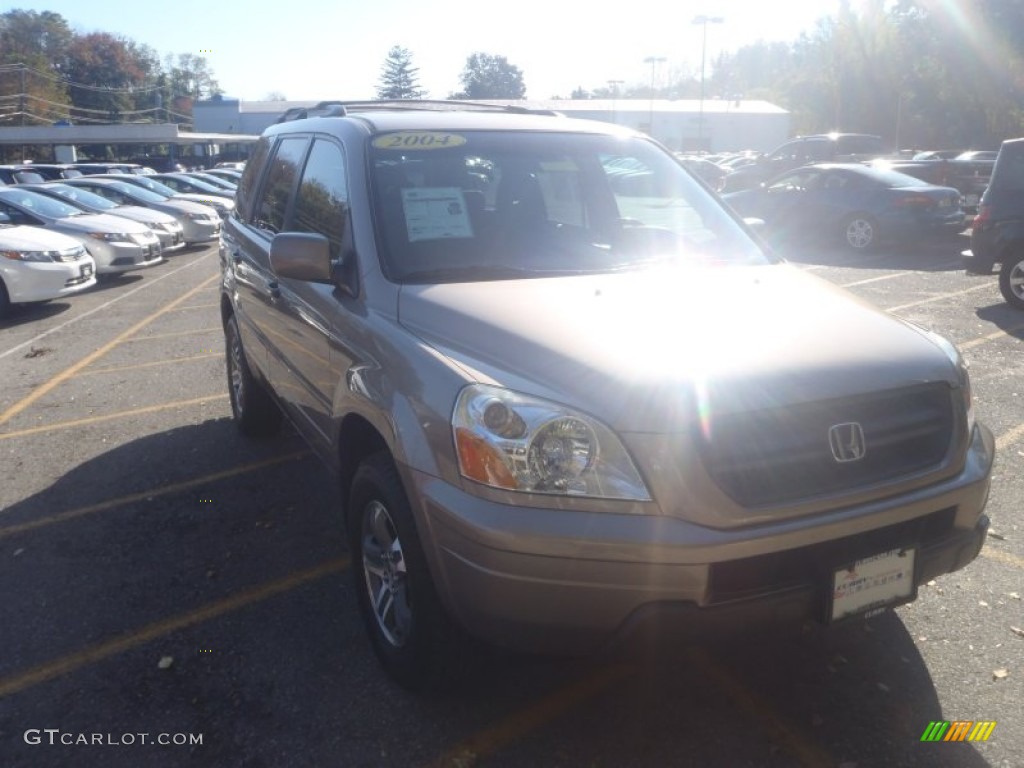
top-left (0, 211), bottom-right (11, 225)
top-left (270, 232), bottom-right (333, 283)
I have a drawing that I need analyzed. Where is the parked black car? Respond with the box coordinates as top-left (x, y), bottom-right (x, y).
top-left (3, 164), bottom-right (82, 181)
top-left (723, 163), bottom-right (965, 251)
top-left (720, 133), bottom-right (889, 192)
top-left (871, 151), bottom-right (995, 214)
top-left (0, 165), bottom-right (46, 185)
top-left (965, 138), bottom-right (1024, 306)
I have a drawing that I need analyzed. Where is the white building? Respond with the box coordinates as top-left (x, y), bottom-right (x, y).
top-left (194, 97), bottom-right (790, 153)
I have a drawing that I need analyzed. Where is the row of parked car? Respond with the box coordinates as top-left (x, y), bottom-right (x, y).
top-left (679, 134), bottom-right (1024, 311)
top-left (676, 133), bottom-right (996, 253)
top-left (0, 162), bottom-right (243, 316)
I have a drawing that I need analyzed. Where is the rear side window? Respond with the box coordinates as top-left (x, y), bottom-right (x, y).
top-left (234, 137), bottom-right (272, 221)
top-left (990, 142), bottom-right (1024, 192)
top-left (290, 138), bottom-right (349, 259)
top-left (253, 137), bottom-right (309, 234)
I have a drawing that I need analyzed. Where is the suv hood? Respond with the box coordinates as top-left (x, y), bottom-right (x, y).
top-left (398, 264), bottom-right (959, 433)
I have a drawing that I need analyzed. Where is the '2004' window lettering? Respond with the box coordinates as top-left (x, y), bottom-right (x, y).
top-left (372, 132), bottom-right (467, 150)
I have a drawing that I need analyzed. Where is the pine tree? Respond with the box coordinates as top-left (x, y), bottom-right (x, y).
top-left (376, 46), bottom-right (426, 100)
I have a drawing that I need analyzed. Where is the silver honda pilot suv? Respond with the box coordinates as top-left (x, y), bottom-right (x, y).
top-left (220, 102), bottom-right (994, 689)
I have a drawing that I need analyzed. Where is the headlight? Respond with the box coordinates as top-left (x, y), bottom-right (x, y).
top-left (87, 232), bottom-right (132, 242)
top-left (185, 212), bottom-right (213, 220)
top-left (927, 331), bottom-right (973, 430)
top-left (0, 249), bottom-right (57, 262)
top-left (453, 384), bottom-right (650, 500)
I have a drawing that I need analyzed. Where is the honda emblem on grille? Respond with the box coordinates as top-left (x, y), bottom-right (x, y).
top-left (829, 422), bottom-right (866, 463)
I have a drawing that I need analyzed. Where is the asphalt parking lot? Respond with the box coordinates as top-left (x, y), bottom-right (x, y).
top-left (0, 236), bottom-right (1022, 768)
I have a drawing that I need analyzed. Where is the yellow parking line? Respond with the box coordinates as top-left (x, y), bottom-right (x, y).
top-left (959, 323), bottom-right (1024, 351)
top-left (0, 451), bottom-right (310, 537)
top-left (886, 283), bottom-right (991, 313)
top-left (166, 302), bottom-right (220, 312)
top-left (687, 648), bottom-right (834, 767)
top-left (983, 548), bottom-right (1024, 570)
top-left (0, 395), bottom-right (228, 441)
top-left (82, 353), bottom-right (222, 376)
top-left (0, 557), bottom-right (347, 698)
top-left (0, 274), bottom-right (219, 428)
top-left (425, 664), bottom-right (633, 768)
top-left (995, 423), bottom-right (1024, 452)
top-left (120, 327), bottom-right (221, 343)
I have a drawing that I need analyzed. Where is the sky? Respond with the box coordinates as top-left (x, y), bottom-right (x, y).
top-left (11, 0), bottom-right (848, 101)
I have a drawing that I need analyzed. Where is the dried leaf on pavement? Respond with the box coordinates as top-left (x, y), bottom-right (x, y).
top-left (992, 668), bottom-right (1009, 680)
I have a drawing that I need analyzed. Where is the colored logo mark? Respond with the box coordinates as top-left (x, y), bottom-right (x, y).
top-left (920, 721), bottom-right (996, 742)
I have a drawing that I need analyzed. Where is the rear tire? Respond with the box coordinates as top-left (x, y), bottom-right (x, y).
top-left (842, 214), bottom-right (878, 251)
top-left (224, 314), bottom-right (282, 437)
top-left (999, 252), bottom-right (1024, 310)
top-left (348, 452), bottom-right (465, 691)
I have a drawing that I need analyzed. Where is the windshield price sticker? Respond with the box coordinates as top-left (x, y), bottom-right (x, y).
top-left (401, 187), bottom-right (473, 242)
top-left (372, 132), bottom-right (467, 150)
top-left (831, 547), bottom-right (915, 622)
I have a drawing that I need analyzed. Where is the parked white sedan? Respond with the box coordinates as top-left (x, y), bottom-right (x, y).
top-left (0, 224), bottom-right (96, 316)
top-left (0, 187), bottom-right (162, 275)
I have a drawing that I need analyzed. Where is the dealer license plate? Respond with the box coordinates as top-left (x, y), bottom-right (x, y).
top-left (830, 547), bottom-right (915, 622)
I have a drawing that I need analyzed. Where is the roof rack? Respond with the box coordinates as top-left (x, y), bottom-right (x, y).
top-left (275, 99), bottom-right (563, 122)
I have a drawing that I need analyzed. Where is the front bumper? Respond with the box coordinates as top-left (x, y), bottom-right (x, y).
top-left (411, 423), bottom-right (994, 655)
top-left (85, 239), bottom-right (163, 273)
top-left (154, 229), bottom-right (186, 252)
top-left (0, 258), bottom-right (96, 303)
top-left (181, 219), bottom-right (221, 244)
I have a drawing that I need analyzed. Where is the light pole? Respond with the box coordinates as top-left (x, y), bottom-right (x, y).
top-left (607, 79), bottom-right (624, 125)
top-left (693, 15), bottom-right (723, 150)
top-left (643, 56), bottom-right (666, 137)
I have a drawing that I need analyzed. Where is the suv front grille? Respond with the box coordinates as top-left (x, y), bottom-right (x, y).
top-left (699, 384), bottom-right (955, 507)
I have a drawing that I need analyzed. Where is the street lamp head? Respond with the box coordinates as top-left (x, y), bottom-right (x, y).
top-left (692, 14), bottom-right (724, 24)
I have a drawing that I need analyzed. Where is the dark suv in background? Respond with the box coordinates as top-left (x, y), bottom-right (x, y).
top-left (964, 138), bottom-right (1024, 306)
top-left (720, 133), bottom-right (889, 192)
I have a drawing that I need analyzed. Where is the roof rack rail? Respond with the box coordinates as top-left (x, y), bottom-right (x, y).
top-left (275, 99), bottom-right (565, 122)
top-left (276, 101), bottom-right (349, 123)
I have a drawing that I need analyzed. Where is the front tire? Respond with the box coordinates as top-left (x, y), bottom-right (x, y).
top-left (999, 252), bottom-right (1024, 310)
top-left (842, 214), bottom-right (878, 251)
top-left (0, 280), bottom-right (10, 318)
top-left (224, 314), bottom-right (282, 437)
top-left (349, 452), bottom-right (462, 690)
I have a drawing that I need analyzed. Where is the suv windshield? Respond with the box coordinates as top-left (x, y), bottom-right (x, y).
top-left (370, 131), bottom-right (769, 283)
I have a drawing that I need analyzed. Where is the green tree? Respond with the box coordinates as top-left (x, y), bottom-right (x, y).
top-left (0, 9), bottom-right (72, 125)
top-left (164, 53), bottom-right (221, 100)
top-left (65, 33), bottom-right (144, 122)
top-left (377, 46), bottom-right (426, 99)
top-left (452, 53), bottom-right (526, 99)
